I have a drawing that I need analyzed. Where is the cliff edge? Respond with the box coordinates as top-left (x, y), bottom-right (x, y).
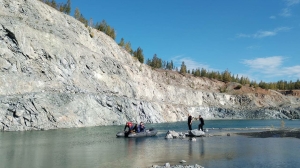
top-left (1, 0), bottom-right (299, 131)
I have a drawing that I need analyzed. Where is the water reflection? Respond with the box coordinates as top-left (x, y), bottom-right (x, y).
top-left (199, 138), bottom-right (205, 157)
top-left (126, 138), bottom-right (146, 159)
top-left (1, 120), bottom-right (300, 168)
top-left (189, 139), bottom-right (192, 156)
top-left (187, 137), bottom-right (205, 159)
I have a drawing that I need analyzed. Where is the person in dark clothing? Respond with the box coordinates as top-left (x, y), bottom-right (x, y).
top-left (124, 122), bottom-right (135, 132)
top-left (137, 122), bottom-right (146, 133)
top-left (132, 123), bottom-right (138, 132)
top-left (188, 114), bottom-right (192, 131)
top-left (198, 115), bottom-right (205, 131)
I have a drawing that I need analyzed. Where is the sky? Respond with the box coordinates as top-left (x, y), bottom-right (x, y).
top-left (56, 0), bottom-right (300, 82)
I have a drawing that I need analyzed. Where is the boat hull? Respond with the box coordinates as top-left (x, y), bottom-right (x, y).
top-left (116, 128), bottom-right (158, 138)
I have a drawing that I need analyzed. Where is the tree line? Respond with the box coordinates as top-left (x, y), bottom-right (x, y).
top-left (146, 54), bottom-right (300, 90)
top-left (39, 0), bottom-right (71, 14)
top-left (257, 80), bottom-right (300, 90)
top-left (40, 0), bottom-right (299, 91)
top-left (147, 55), bottom-right (252, 85)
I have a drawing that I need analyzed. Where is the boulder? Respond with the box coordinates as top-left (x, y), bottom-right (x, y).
top-left (189, 129), bottom-right (205, 137)
top-left (165, 133), bottom-right (173, 139)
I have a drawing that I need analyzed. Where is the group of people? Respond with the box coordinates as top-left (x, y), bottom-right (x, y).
top-left (124, 114), bottom-right (204, 134)
top-left (188, 114), bottom-right (205, 131)
top-left (124, 121), bottom-right (146, 133)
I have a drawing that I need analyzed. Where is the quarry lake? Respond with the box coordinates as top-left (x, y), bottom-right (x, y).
top-left (1, 119), bottom-right (300, 168)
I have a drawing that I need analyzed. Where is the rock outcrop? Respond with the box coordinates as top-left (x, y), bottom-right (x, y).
top-left (1, 0), bottom-right (300, 131)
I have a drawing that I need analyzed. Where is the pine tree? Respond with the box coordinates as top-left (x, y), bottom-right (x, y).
top-left (179, 61), bottom-right (187, 74)
top-left (45, 0), bottom-right (50, 5)
top-left (79, 14), bottom-right (88, 26)
top-left (74, 8), bottom-right (80, 20)
top-left (124, 42), bottom-right (132, 54)
top-left (50, 0), bottom-right (57, 8)
top-left (58, 3), bottom-right (65, 12)
top-left (222, 69), bottom-right (231, 83)
top-left (152, 54), bottom-right (157, 68)
top-left (133, 47), bottom-right (144, 63)
top-left (109, 28), bottom-right (116, 40)
top-left (150, 54), bottom-right (162, 68)
top-left (106, 25), bottom-right (112, 36)
top-left (65, 0), bottom-right (71, 14)
top-left (146, 59), bottom-right (151, 66)
top-left (200, 68), bottom-right (207, 77)
top-left (166, 61), bottom-right (170, 70)
top-left (295, 79), bottom-right (300, 89)
top-left (98, 20), bottom-right (107, 32)
top-left (194, 68), bottom-right (200, 77)
top-left (118, 38), bottom-right (125, 47)
top-left (250, 81), bottom-right (258, 88)
top-left (259, 81), bottom-right (268, 89)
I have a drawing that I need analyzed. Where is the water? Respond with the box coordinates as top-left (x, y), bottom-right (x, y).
top-left (0, 119), bottom-right (299, 168)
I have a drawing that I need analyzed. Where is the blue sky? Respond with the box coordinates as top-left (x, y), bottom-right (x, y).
top-left (56, 0), bottom-right (300, 82)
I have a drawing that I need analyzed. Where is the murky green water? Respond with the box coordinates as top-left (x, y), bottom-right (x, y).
top-left (1, 119), bottom-right (299, 168)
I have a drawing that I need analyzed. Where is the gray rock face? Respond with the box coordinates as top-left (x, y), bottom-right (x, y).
top-left (1, 0), bottom-right (300, 131)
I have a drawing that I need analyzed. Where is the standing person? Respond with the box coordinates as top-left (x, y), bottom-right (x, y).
top-left (188, 114), bottom-right (192, 131)
top-left (198, 115), bottom-right (205, 131)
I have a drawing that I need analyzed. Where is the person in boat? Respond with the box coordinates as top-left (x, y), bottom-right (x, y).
top-left (188, 113), bottom-right (192, 131)
top-left (124, 122), bottom-right (136, 133)
top-left (198, 115), bottom-right (205, 131)
top-left (137, 122), bottom-right (146, 133)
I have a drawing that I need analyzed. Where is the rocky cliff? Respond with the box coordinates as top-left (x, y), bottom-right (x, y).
top-left (1, 0), bottom-right (299, 131)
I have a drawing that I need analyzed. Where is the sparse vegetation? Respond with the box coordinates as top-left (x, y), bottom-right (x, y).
top-left (124, 41), bottom-right (132, 54)
top-left (258, 80), bottom-right (300, 90)
top-left (179, 61), bottom-right (187, 75)
top-left (39, 0), bottom-right (71, 14)
top-left (95, 20), bottom-right (116, 40)
top-left (133, 47), bottom-right (144, 63)
top-left (39, 0), bottom-right (300, 90)
top-left (118, 38), bottom-right (125, 47)
top-left (74, 7), bottom-right (88, 26)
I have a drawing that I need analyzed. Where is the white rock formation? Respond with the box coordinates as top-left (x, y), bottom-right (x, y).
top-left (0, 0), bottom-right (299, 131)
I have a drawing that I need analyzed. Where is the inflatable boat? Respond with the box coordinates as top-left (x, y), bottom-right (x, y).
top-left (116, 128), bottom-right (158, 138)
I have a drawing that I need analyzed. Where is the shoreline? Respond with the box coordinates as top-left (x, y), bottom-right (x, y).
top-left (202, 127), bottom-right (300, 139)
top-left (151, 164), bottom-right (204, 168)
top-left (235, 128), bottom-right (300, 139)
top-left (151, 128), bottom-right (300, 168)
